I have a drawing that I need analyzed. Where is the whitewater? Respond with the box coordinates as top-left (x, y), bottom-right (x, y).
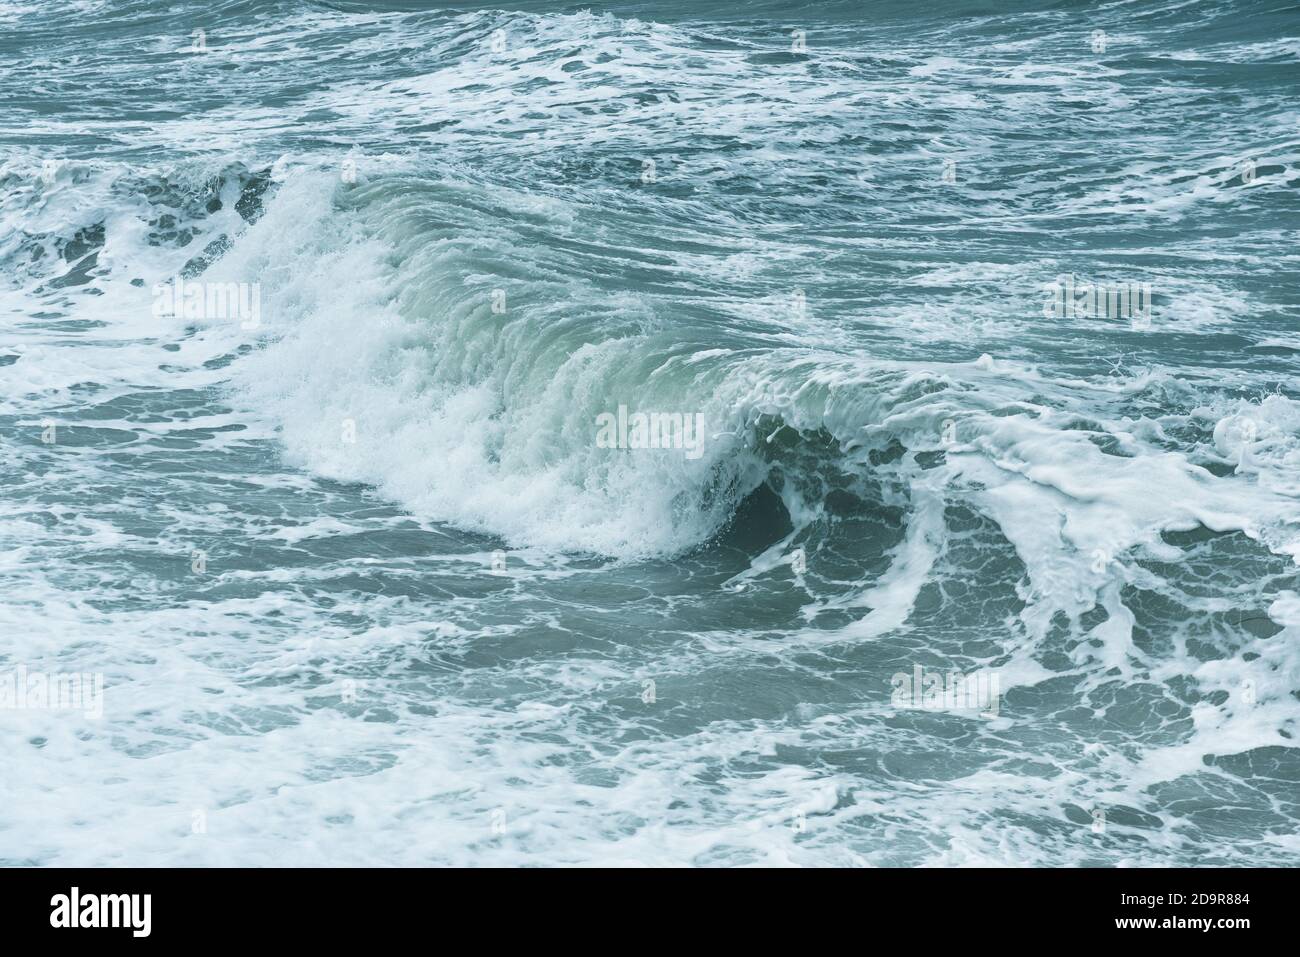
top-left (1, 0), bottom-right (1298, 866)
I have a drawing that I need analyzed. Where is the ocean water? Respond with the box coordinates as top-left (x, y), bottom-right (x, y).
top-left (2, 0), bottom-right (1298, 867)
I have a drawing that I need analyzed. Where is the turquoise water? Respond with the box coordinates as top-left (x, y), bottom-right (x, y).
top-left (1, 0), bottom-right (1298, 865)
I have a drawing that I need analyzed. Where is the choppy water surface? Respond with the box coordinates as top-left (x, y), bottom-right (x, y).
top-left (1, 0), bottom-right (1299, 865)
